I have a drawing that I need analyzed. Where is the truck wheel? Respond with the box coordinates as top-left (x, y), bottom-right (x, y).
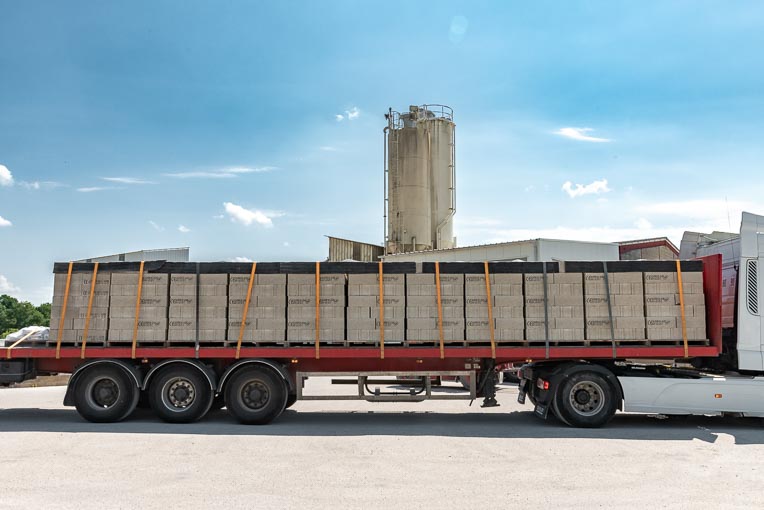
top-left (284, 393), bottom-right (297, 409)
top-left (149, 366), bottom-right (213, 423)
top-left (225, 367), bottom-right (287, 425)
top-left (73, 365), bottom-right (139, 423)
top-left (554, 372), bottom-right (616, 428)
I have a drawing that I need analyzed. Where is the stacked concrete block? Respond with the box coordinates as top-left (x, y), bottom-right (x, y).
top-left (346, 274), bottom-right (405, 344)
top-left (167, 274), bottom-right (228, 343)
top-left (644, 271), bottom-right (706, 342)
top-left (524, 273), bottom-right (584, 342)
top-left (464, 274), bottom-right (524, 343)
top-left (228, 274), bottom-right (286, 344)
top-left (406, 274), bottom-right (465, 343)
top-left (286, 274), bottom-right (345, 344)
top-left (583, 272), bottom-right (646, 341)
top-left (108, 273), bottom-right (168, 344)
top-left (49, 272), bottom-right (111, 345)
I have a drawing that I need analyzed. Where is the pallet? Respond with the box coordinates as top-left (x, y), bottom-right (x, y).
top-left (646, 338), bottom-right (710, 346)
top-left (45, 341), bottom-right (107, 348)
top-left (165, 340), bottom-right (228, 348)
top-left (106, 340), bottom-right (168, 347)
top-left (224, 341), bottom-right (288, 348)
top-left (285, 340), bottom-right (348, 347)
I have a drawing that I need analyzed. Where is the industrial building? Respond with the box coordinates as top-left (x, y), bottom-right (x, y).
top-left (76, 247), bottom-right (190, 263)
top-left (381, 238), bottom-right (619, 263)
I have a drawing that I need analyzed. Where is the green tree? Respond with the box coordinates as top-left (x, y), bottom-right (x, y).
top-left (0, 295), bottom-right (51, 337)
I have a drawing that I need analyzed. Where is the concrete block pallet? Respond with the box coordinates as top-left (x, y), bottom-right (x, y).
top-left (48, 260), bottom-right (709, 348)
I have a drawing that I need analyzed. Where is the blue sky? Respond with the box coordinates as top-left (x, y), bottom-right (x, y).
top-left (1, 1), bottom-right (763, 303)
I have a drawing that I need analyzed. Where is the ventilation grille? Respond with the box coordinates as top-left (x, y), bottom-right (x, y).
top-left (747, 259), bottom-right (759, 315)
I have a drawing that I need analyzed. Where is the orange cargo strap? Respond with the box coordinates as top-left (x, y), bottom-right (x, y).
top-left (131, 261), bottom-right (145, 359)
top-left (435, 262), bottom-right (445, 359)
top-left (55, 261), bottom-right (74, 359)
top-left (484, 262), bottom-right (496, 359)
top-left (315, 262), bottom-right (321, 360)
top-left (378, 261), bottom-right (385, 360)
top-left (80, 262), bottom-right (99, 359)
top-left (6, 329), bottom-right (37, 360)
top-left (236, 262), bottom-right (257, 360)
top-left (676, 260), bottom-right (689, 358)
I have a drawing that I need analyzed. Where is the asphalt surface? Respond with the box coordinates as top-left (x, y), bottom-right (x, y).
top-left (1, 379), bottom-right (763, 509)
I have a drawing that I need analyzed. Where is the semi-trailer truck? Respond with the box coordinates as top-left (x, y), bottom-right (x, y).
top-left (1, 212), bottom-right (762, 428)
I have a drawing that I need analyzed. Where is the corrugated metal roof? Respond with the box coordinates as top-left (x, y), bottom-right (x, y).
top-left (383, 237), bottom-right (616, 257)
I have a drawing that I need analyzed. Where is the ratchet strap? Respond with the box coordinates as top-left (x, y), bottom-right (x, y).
top-left (131, 261), bottom-right (145, 359)
top-left (235, 262), bottom-right (257, 360)
top-left (6, 329), bottom-right (37, 360)
top-left (484, 261), bottom-right (496, 359)
top-left (194, 262), bottom-right (201, 359)
top-left (542, 263), bottom-right (550, 359)
top-left (55, 261), bottom-right (73, 359)
top-left (378, 261), bottom-right (385, 360)
top-left (676, 260), bottom-right (689, 357)
top-left (80, 262), bottom-right (100, 359)
top-left (435, 262), bottom-right (445, 359)
top-left (315, 262), bottom-right (321, 360)
top-left (602, 262), bottom-right (617, 359)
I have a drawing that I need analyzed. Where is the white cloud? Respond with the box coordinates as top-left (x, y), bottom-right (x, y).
top-left (213, 214), bottom-right (225, 220)
top-left (149, 220), bottom-right (164, 232)
top-left (0, 274), bottom-right (20, 295)
top-left (102, 177), bottom-right (157, 185)
top-left (346, 107), bottom-right (360, 120)
top-left (0, 215), bottom-right (11, 227)
top-left (19, 181), bottom-right (65, 190)
top-left (0, 164), bottom-right (13, 186)
top-left (77, 186), bottom-right (118, 193)
top-left (634, 217), bottom-right (653, 230)
top-left (554, 127), bottom-right (611, 143)
top-left (230, 256), bottom-right (253, 262)
top-left (562, 178), bottom-right (611, 198)
top-left (163, 166), bottom-right (275, 179)
top-left (178, 225), bottom-right (191, 233)
top-left (223, 202), bottom-right (280, 227)
top-left (319, 146), bottom-right (338, 152)
top-left (336, 107), bottom-right (360, 122)
top-left (283, 241), bottom-right (290, 247)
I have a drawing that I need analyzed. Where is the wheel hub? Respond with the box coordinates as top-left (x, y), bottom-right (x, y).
top-left (568, 381), bottom-right (605, 416)
top-left (167, 379), bottom-right (196, 408)
top-left (241, 380), bottom-right (269, 410)
top-left (91, 378), bottom-right (119, 408)
top-left (574, 389), bottom-right (591, 405)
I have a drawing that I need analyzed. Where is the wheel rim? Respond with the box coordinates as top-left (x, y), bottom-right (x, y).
top-left (568, 380), bottom-right (605, 416)
top-left (86, 376), bottom-right (120, 409)
top-left (240, 380), bottom-right (270, 410)
top-left (161, 377), bottom-right (197, 412)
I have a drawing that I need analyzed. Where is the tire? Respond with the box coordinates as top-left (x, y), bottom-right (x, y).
top-left (149, 366), bottom-right (213, 423)
top-left (554, 371), bottom-right (617, 428)
top-left (225, 367), bottom-right (287, 425)
top-left (550, 394), bottom-right (572, 426)
top-left (73, 365), bottom-right (139, 423)
top-left (284, 393), bottom-right (297, 409)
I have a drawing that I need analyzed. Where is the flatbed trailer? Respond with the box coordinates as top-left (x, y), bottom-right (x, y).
top-left (2, 212), bottom-right (762, 428)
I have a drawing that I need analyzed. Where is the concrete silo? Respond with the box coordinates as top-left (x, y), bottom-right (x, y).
top-left (384, 105), bottom-right (456, 254)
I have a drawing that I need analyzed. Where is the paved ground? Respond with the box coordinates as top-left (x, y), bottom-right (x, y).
top-left (1, 378), bottom-right (763, 509)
